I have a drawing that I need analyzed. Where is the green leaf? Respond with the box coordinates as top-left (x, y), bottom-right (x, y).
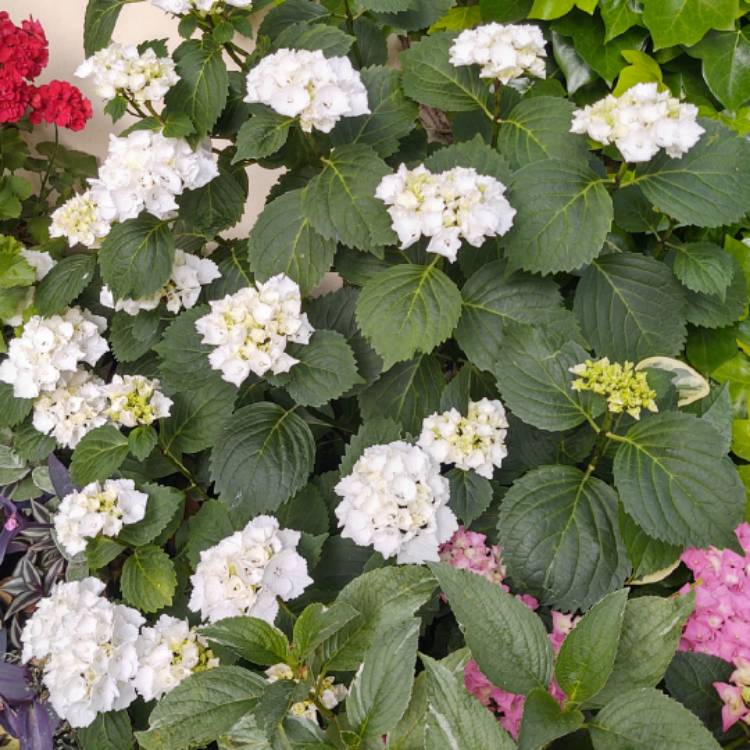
top-left (178, 159), bottom-right (247, 236)
top-left (302, 144), bottom-right (395, 250)
top-left (70, 425), bottom-right (129, 485)
top-left (447, 469), bottom-right (494, 526)
top-left (612, 411), bottom-right (745, 547)
top-left (496, 96), bottom-right (588, 170)
top-left (292, 602), bottom-right (360, 659)
top-left (599, 0), bottom-right (642, 42)
top-left (574, 253), bottom-right (687, 361)
top-left (118, 484), bottom-right (184, 547)
top-left (306, 286), bottom-right (383, 387)
top-left (354, 0), bottom-right (414, 10)
top-left (277, 483), bottom-right (329, 535)
top-left (429, 5), bottom-right (483, 31)
top-left (210, 402), bottom-right (315, 521)
top-left (671, 241), bottom-right (734, 298)
top-left (186, 500), bottom-right (234, 567)
top-left (480, 0), bottom-right (533, 22)
top-left (347, 619), bottom-right (419, 742)
top-left (136, 667), bottom-right (265, 750)
top-left (325, 566), bottom-right (436, 671)
top-left (165, 38), bottom-right (229, 134)
top-left (273, 22), bottom-right (355, 56)
top-left (35, 254), bottom-right (97, 317)
top-left (529, 0), bottom-right (574, 19)
top-left (456, 259), bottom-right (563, 371)
top-left (340, 416), bottom-right (402, 477)
top-left (121, 545), bottom-right (177, 613)
top-left (127, 425), bottom-right (157, 462)
top-left (110, 309), bottom-right (162, 364)
top-left (400, 32), bottom-right (491, 115)
top-left (371, 0), bottom-right (456, 32)
top-left (233, 108), bottom-right (293, 162)
top-left (665, 652), bottom-right (733, 732)
top-left (588, 688), bottom-right (721, 749)
top-left (633, 119), bottom-right (750, 227)
top-left (160, 381), bottom-right (237, 454)
top-left (0, 253), bottom-right (33, 289)
top-left (683, 257), bottom-right (747, 328)
top-left (0, 384), bottom-right (31, 428)
top-left (248, 190), bottom-right (336, 296)
top-left (331, 66), bottom-right (417, 158)
top-left (553, 13), bottom-right (648, 85)
top-left (201, 617), bottom-right (291, 666)
top-left (498, 465), bottom-right (629, 611)
top-left (422, 654), bottom-right (516, 750)
top-left (77, 710), bottom-right (134, 750)
top-left (358, 355), bottom-right (444, 434)
top-left (156, 306), bottom-right (223, 392)
top-left (259, 0), bottom-right (329, 40)
top-left (424, 134), bottom-right (512, 183)
top-left (593, 594), bottom-right (695, 706)
top-left (517, 689), bottom-right (585, 750)
top-left (84, 0), bottom-right (127, 55)
top-left (429, 562), bottom-right (554, 695)
top-left (555, 589), bottom-right (628, 704)
top-left (504, 158), bottom-right (613, 275)
top-left (86, 537), bottom-right (126, 570)
top-left (618, 508), bottom-right (681, 579)
top-left (691, 29), bottom-right (750, 111)
top-left (270, 330), bottom-right (362, 407)
top-left (641, 0), bottom-right (737, 49)
top-left (13, 423), bottom-right (55, 463)
top-left (357, 263), bottom-right (462, 370)
top-left (492, 324), bottom-right (603, 432)
top-left (99, 216), bottom-right (175, 300)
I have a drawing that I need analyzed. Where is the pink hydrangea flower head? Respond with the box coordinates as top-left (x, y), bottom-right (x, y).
top-left (439, 526), bottom-right (506, 585)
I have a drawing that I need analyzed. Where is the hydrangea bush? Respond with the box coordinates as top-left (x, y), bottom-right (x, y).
top-left (1, 0), bottom-right (750, 747)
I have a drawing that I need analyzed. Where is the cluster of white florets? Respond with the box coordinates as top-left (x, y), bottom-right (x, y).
top-left (418, 399), bottom-right (509, 479)
top-left (334, 441), bottom-right (458, 564)
top-left (0, 307), bottom-right (108, 399)
top-left (53, 479), bottom-right (148, 556)
top-left (104, 374), bottom-right (173, 427)
top-left (20, 578), bottom-right (144, 728)
top-left (244, 48), bottom-right (369, 133)
top-left (195, 273), bottom-right (314, 386)
top-left (375, 164), bottom-right (516, 262)
top-left (51, 131), bottom-right (218, 248)
top-left (1, 248), bottom-right (56, 326)
top-left (134, 615), bottom-right (218, 701)
top-left (188, 515), bottom-right (312, 624)
top-left (570, 82), bottom-right (705, 162)
top-left (151, 0), bottom-right (252, 13)
top-left (266, 663), bottom-right (348, 722)
top-left (32, 369), bottom-right (108, 449)
top-left (49, 191), bottom-right (112, 249)
top-left (449, 23), bottom-right (547, 83)
top-left (75, 42), bottom-right (178, 106)
top-left (100, 249), bottom-right (220, 315)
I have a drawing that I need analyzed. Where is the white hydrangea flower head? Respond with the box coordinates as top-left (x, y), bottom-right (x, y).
top-left (20, 577), bottom-right (143, 728)
top-left (49, 190), bottom-right (112, 248)
top-left (151, 0), bottom-right (252, 13)
top-left (134, 615), bottom-right (218, 701)
top-left (87, 130), bottom-right (219, 224)
top-left (376, 164), bottom-right (515, 262)
top-left (570, 82), bottom-right (705, 162)
top-left (2, 249), bottom-right (56, 327)
top-left (334, 441), bottom-right (458, 564)
top-left (99, 249), bottom-right (221, 316)
top-left (195, 273), bottom-right (314, 386)
top-left (0, 307), bottom-right (108, 399)
top-left (265, 662), bottom-right (348, 721)
top-left (105, 374), bottom-right (173, 427)
top-left (53, 478), bottom-right (148, 556)
top-left (32, 369), bottom-right (108, 449)
top-left (418, 398), bottom-right (509, 479)
top-left (449, 23), bottom-right (547, 83)
top-left (76, 43), bottom-right (179, 106)
top-left (244, 48), bottom-right (370, 133)
top-left (188, 515), bottom-right (313, 624)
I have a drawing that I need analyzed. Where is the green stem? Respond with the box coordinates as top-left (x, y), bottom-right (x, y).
top-left (490, 85), bottom-right (503, 148)
top-left (584, 411), bottom-right (613, 477)
top-left (36, 125), bottom-right (59, 210)
top-left (342, 0), bottom-right (363, 67)
top-left (224, 43), bottom-right (246, 69)
top-left (145, 101), bottom-right (163, 123)
top-left (161, 446), bottom-right (212, 501)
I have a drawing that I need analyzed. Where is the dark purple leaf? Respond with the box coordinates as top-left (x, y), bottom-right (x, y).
top-left (0, 662), bottom-right (33, 703)
top-left (18, 700), bottom-right (57, 750)
top-left (47, 455), bottom-right (76, 500)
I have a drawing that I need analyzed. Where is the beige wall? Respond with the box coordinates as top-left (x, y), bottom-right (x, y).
top-left (4, 0), bottom-right (278, 233)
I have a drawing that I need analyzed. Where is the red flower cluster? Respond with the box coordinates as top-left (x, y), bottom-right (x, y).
top-left (0, 11), bottom-right (91, 130)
